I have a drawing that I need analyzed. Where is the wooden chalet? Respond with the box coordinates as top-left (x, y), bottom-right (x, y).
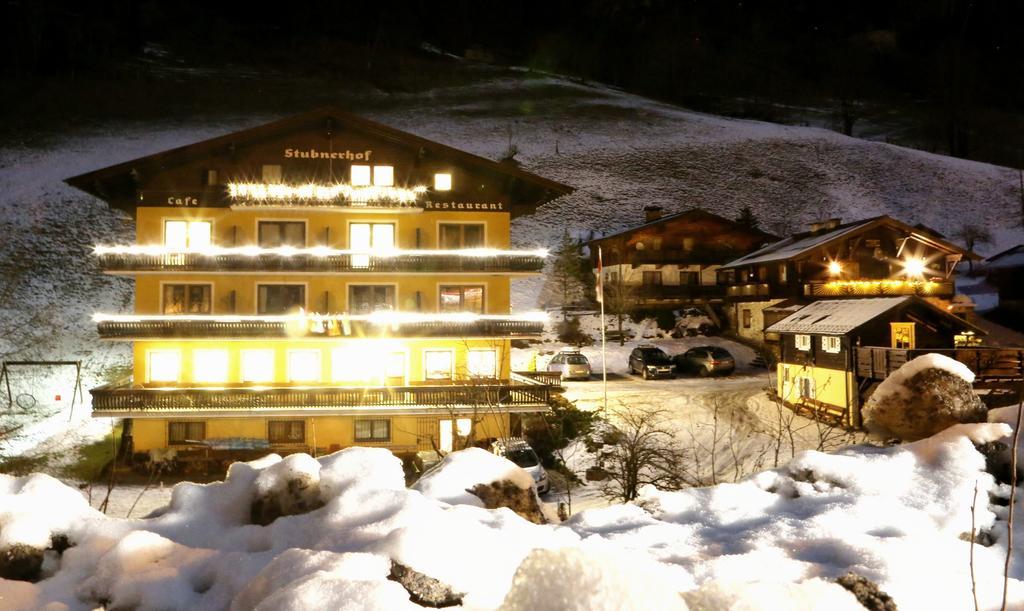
top-left (587, 207), bottom-right (776, 306)
top-left (719, 216), bottom-right (979, 342)
top-left (767, 296), bottom-right (994, 428)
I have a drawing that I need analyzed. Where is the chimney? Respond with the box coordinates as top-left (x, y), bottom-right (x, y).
top-left (809, 218), bottom-right (842, 234)
top-left (644, 205), bottom-right (663, 223)
top-left (825, 217), bottom-right (841, 230)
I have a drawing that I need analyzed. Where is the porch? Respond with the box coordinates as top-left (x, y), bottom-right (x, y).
top-left (855, 347), bottom-right (1024, 381)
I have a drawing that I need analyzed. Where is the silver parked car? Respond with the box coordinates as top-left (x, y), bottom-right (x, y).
top-left (674, 346), bottom-right (736, 377)
top-left (547, 350), bottom-right (592, 380)
top-left (492, 437), bottom-right (550, 494)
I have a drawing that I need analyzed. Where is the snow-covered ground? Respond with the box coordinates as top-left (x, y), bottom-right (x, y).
top-left (2, 418), bottom-right (1024, 610)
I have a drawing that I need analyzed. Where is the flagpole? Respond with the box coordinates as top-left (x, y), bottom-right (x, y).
top-left (598, 247), bottom-right (608, 412)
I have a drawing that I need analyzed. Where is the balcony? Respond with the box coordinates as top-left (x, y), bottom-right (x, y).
top-left (90, 381), bottom-right (556, 416)
top-left (95, 249), bottom-right (546, 275)
top-left (855, 347), bottom-right (1024, 381)
top-left (95, 314), bottom-right (546, 340)
top-left (804, 279), bottom-right (954, 298)
top-left (634, 284), bottom-right (725, 302)
top-left (725, 283), bottom-right (771, 300)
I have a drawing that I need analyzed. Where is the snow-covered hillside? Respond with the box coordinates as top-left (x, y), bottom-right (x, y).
top-left (1, 70), bottom-right (1022, 453)
top-left (1, 419), bottom-right (1023, 610)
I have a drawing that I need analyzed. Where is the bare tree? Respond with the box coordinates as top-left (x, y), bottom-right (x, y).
top-left (597, 404), bottom-right (687, 502)
top-left (953, 223), bottom-right (993, 271)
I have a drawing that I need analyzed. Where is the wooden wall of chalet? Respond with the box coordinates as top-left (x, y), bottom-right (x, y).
top-left (779, 333), bottom-right (850, 371)
top-left (851, 302), bottom-right (962, 349)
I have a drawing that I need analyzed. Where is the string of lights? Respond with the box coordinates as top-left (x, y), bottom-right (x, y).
top-left (93, 244), bottom-right (549, 258)
top-left (227, 182), bottom-right (428, 203)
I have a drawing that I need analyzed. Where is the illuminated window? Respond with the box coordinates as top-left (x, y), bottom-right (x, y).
top-left (794, 334), bottom-right (811, 351)
top-left (268, 420), bottom-right (305, 444)
top-left (331, 347), bottom-right (375, 382)
top-left (355, 419), bottom-right (390, 441)
top-left (288, 350), bottom-right (321, 383)
top-left (424, 350), bottom-right (453, 380)
top-left (439, 223), bottom-right (484, 248)
top-left (258, 221), bottom-right (306, 247)
top-left (350, 223), bottom-right (395, 267)
top-left (373, 165), bottom-right (394, 187)
top-left (148, 350), bottom-right (181, 383)
top-left (257, 284), bottom-right (305, 314)
top-left (384, 352), bottom-right (406, 381)
top-left (351, 165), bottom-right (371, 186)
top-left (467, 350), bottom-right (497, 378)
top-left (434, 173), bottom-right (452, 191)
top-left (455, 418), bottom-right (472, 436)
top-left (439, 418), bottom-right (472, 452)
top-left (164, 220), bottom-right (211, 249)
top-left (262, 164), bottom-right (282, 182)
top-left (822, 336), bottom-right (842, 353)
top-left (168, 421), bottom-right (206, 444)
top-left (241, 349), bottom-right (275, 383)
top-left (193, 349), bottom-right (229, 383)
top-left (162, 284), bottom-right (211, 314)
top-left (439, 286), bottom-right (484, 313)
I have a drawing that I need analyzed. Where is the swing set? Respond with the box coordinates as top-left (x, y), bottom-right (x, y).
top-left (0, 360), bottom-right (85, 421)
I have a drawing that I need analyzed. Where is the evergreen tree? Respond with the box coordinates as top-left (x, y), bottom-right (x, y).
top-left (735, 206), bottom-right (759, 229)
top-left (540, 229), bottom-right (589, 315)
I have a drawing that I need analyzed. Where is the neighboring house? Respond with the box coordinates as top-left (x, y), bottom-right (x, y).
top-left (587, 206), bottom-right (776, 306)
top-left (984, 244), bottom-right (1024, 301)
top-left (767, 296), bottom-right (984, 428)
top-left (719, 216), bottom-right (979, 343)
top-left (66, 107), bottom-right (572, 459)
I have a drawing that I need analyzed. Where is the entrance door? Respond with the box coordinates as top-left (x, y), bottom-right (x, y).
top-left (890, 323), bottom-right (916, 349)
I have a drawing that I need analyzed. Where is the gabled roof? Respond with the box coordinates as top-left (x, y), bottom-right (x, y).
top-left (721, 215), bottom-right (978, 269)
top-left (587, 208), bottom-right (776, 245)
top-left (765, 296), bottom-right (983, 336)
top-left (985, 244), bottom-right (1024, 269)
top-left (65, 107), bottom-right (573, 214)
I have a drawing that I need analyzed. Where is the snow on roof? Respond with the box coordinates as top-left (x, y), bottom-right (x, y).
top-left (985, 245), bottom-right (1024, 269)
top-left (765, 297), bottom-right (910, 335)
top-left (721, 218), bottom-right (878, 269)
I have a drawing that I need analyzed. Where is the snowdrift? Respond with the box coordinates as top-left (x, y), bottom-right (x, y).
top-left (3, 420), bottom-right (1024, 610)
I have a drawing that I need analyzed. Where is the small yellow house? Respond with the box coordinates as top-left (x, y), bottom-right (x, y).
top-left (766, 296), bottom-right (983, 428)
top-left (66, 108), bottom-right (572, 461)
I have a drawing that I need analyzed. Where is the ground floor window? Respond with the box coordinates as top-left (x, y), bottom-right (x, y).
top-left (355, 419), bottom-right (390, 442)
top-left (467, 350), bottom-right (497, 378)
top-left (742, 309), bottom-right (752, 329)
top-left (168, 421), bottom-right (206, 444)
top-left (268, 420), bottom-right (305, 444)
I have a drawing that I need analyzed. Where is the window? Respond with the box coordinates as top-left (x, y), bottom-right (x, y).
top-left (204, 169), bottom-right (218, 186)
top-left (168, 421), bottom-right (206, 444)
top-left (384, 352), bottom-right (406, 381)
top-left (257, 284), bottom-right (305, 314)
top-left (642, 271), bottom-right (662, 286)
top-left (439, 286), bottom-right (484, 313)
top-left (794, 334), bottom-right (811, 351)
top-left (682, 237), bottom-right (695, 251)
top-left (439, 223), bottom-right (484, 249)
top-left (355, 419), bottom-right (390, 442)
top-left (799, 377), bottom-right (816, 400)
top-left (268, 420), bottom-right (305, 444)
top-left (434, 173), bottom-right (452, 191)
top-left (258, 221), bottom-right (306, 248)
top-left (350, 222), bottom-right (395, 267)
top-left (164, 220), bottom-right (211, 250)
top-left (162, 284), bottom-right (211, 314)
top-left (425, 350), bottom-right (453, 380)
top-left (287, 350), bottom-right (321, 383)
top-left (680, 271), bottom-right (699, 286)
top-left (373, 165), bottom-right (394, 187)
top-left (332, 348), bottom-right (405, 383)
top-left (467, 350), bottom-right (497, 378)
top-left (742, 309), bottom-right (752, 329)
top-left (778, 264), bottom-right (788, 283)
top-left (262, 165), bottom-right (282, 182)
top-left (891, 323), bottom-right (915, 350)
top-left (439, 418), bottom-right (472, 452)
top-left (348, 285), bottom-right (395, 313)
top-left (350, 165), bottom-right (371, 186)
top-left (822, 336), bottom-right (842, 354)
top-left (148, 351), bottom-right (181, 383)
top-left (241, 349), bottom-right (275, 383)
top-left (192, 349), bottom-right (229, 383)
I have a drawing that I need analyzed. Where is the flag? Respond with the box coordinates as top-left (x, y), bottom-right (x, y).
top-left (595, 246), bottom-right (604, 304)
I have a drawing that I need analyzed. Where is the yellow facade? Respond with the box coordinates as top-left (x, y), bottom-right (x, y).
top-left (776, 363), bottom-right (858, 427)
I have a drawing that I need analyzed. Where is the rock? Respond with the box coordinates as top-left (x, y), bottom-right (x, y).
top-left (863, 366), bottom-right (986, 441)
top-left (0, 544), bottom-right (44, 582)
top-left (835, 572), bottom-right (897, 611)
top-left (468, 479), bottom-right (546, 524)
top-left (586, 466), bottom-right (609, 481)
top-left (250, 474), bottom-right (325, 526)
top-left (388, 561), bottom-right (464, 608)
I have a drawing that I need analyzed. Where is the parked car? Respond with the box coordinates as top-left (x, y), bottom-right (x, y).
top-left (547, 350), bottom-right (592, 380)
top-left (628, 346), bottom-right (675, 379)
top-left (674, 346), bottom-right (736, 377)
top-left (492, 437), bottom-right (549, 494)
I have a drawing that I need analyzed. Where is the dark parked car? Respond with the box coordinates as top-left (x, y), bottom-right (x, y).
top-left (628, 346), bottom-right (674, 379)
top-left (674, 346), bottom-right (736, 377)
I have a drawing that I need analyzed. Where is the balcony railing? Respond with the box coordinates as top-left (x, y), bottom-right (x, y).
top-left (725, 283), bottom-right (771, 299)
top-left (90, 382), bottom-right (555, 414)
top-left (804, 279), bottom-right (954, 298)
top-left (855, 347), bottom-right (1024, 381)
top-left (95, 251), bottom-right (545, 274)
top-left (635, 284), bottom-right (725, 301)
top-left (96, 317), bottom-right (545, 339)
